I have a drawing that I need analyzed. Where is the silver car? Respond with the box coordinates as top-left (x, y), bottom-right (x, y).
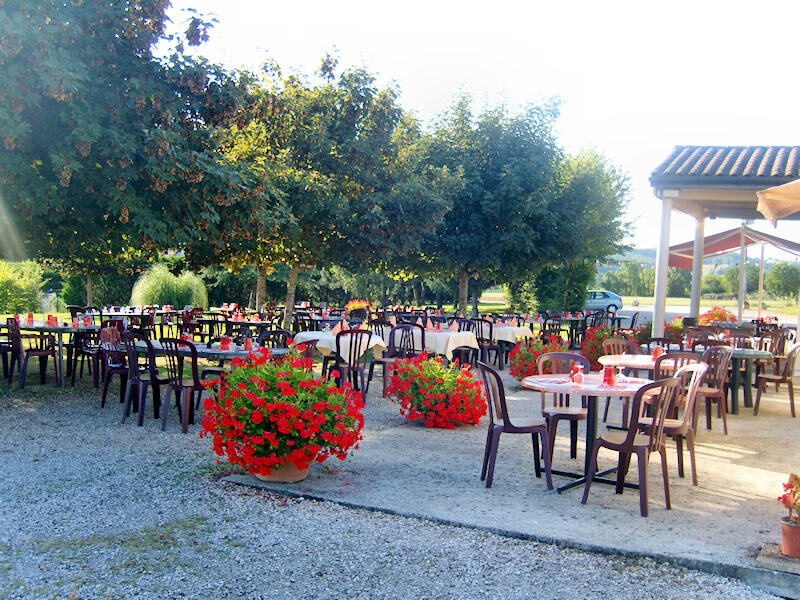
top-left (584, 290), bottom-right (623, 312)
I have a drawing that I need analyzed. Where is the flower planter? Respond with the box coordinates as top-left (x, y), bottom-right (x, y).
top-left (782, 518), bottom-right (800, 558)
top-left (255, 461), bottom-right (312, 483)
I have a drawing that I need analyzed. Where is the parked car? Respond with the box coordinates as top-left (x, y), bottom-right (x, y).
top-left (583, 290), bottom-right (623, 312)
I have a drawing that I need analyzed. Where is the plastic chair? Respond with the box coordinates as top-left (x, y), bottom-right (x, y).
top-left (98, 326), bottom-right (128, 408)
top-left (754, 342), bottom-right (800, 418)
top-left (696, 345), bottom-right (734, 434)
top-left (329, 329), bottom-right (373, 392)
top-left (581, 377), bottom-right (682, 517)
top-left (537, 352), bottom-right (590, 461)
top-left (472, 318), bottom-right (503, 369)
top-left (121, 332), bottom-right (167, 426)
top-left (638, 362), bottom-right (708, 485)
top-left (642, 337), bottom-right (684, 353)
top-left (600, 337), bottom-right (641, 424)
top-left (368, 324), bottom-right (423, 397)
top-left (160, 338), bottom-right (205, 433)
top-left (6, 318), bottom-right (61, 389)
top-left (477, 361), bottom-right (552, 490)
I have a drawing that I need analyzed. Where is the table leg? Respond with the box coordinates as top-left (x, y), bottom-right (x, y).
top-left (729, 357), bottom-right (741, 415)
top-left (56, 332), bottom-right (64, 387)
top-left (743, 358), bottom-right (754, 409)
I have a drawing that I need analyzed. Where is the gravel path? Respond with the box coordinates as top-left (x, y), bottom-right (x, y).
top-left (0, 374), bottom-right (780, 600)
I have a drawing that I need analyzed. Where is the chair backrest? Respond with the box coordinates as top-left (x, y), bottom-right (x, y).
top-left (455, 318), bottom-right (475, 332)
top-left (121, 331), bottom-right (146, 381)
top-left (602, 337), bottom-right (639, 356)
top-left (672, 362), bottom-right (708, 428)
top-left (537, 351), bottom-right (589, 375)
top-left (99, 326), bottom-right (122, 350)
top-left (386, 324), bottom-right (423, 358)
top-left (701, 345), bottom-right (734, 389)
top-left (628, 311), bottom-right (640, 330)
top-left (5, 317), bottom-right (22, 353)
top-left (160, 337), bottom-right (202, 388)
top-left (691, 339), bottom-right (730, 352)
top-left (643, 337), bottom-right (684, 352)
top-left (258, 328), bottom-right (291, 349)
top-left (624, 378), bottom-right (682, 453)
top-left (369, 318), bottom-right (392, 340)
top-left (335, 329), bottom-right (373, 368)
top-left (722, 333), bottom-right (753, 349)
top-left (472, 318), bottom-right (493, 343)
top-left (780, 342), bottom-right (800, 378)
top-left (349, 308), bottom-right (370, 322)
top-left (478, 360), bottom-right (511, 429)
top-left (654, 351), bottom-right (701, 380)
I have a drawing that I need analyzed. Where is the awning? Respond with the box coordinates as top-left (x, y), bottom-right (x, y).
top-left (757, 179), bottom-right (800, 226)
top-left (668, 225), bottom-right (800, 269)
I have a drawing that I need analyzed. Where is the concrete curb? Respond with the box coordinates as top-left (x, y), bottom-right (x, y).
top-left (225, 473), bottom-right (800, 600)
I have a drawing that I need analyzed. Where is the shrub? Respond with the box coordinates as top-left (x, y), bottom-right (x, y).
top-left (386, 354), bottom-right (487, 428)
top-left (508, 336), bottom-right (569, 380)
top-left (130, 264), bottom-right (207, 307)
top-left (200, 346), bottom-right (365, 476)
top-left (0, 260), bottom-right (42, 313)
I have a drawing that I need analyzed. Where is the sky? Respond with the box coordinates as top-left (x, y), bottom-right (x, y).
top-left (167, 0), bottom-right (800, 259)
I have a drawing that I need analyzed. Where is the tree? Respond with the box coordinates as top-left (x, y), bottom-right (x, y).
top-left (0, 1), bottom-right (268, 302)
top-left (702, 274), bottom-right (725, 295)
top-left (765, 262), bottom-right (800, 300)
top-left (207, 60), bottom-right (450, 328)
top-left (667, 268), bottom-right (692, 297)
top-left (418, 98), bottom-right (574, 314)
top-left (722, 263), bottom-right (759, 296)
top-left (601, 262), bottom-right (653, 296)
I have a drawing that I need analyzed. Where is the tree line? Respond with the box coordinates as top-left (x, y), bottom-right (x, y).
top-left (0, 1), bottom-right (629, 322)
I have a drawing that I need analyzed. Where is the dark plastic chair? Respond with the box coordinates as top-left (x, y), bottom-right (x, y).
top-left (368, 324), bottom-right (424, 396)
top-left (477, 361), bottom-right (553, 490)
top-left (257, 328), bottom-right (292, 348)
top-left (160, 338), bottom-right (205, 433)
top-left (472, 318), bottom-right (503, 369)
top-left (121, 332), bottom-right (167, 426)
top-left (697, 345), bottom-right (734, 434)
top-left (98, 326), bottom-right (128, 408)
top-left (581, 377), bottom-right (682, 517)
top-left (6, 318), bottom-right (61, 389)
top-left (754, 342), bottom-right (800, 418)
top-left (642, 337), bottom-right (684, 353)
top-left (329, 329), bottom-right (373, 392)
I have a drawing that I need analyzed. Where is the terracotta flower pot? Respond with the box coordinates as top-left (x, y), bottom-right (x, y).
top-left (254, 461), bottom-right (312, 483)
top-left (781, 517), bottom-right (800, 558)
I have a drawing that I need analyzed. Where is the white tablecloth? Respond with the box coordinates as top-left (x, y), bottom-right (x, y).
top-left (294, 331), bottom-right (386, 359)
top-left (491, 325), bottom-right (533, 344)
top-left (378, 328), bottom-right (479, 360)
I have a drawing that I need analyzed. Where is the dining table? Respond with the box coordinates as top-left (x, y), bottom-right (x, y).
top-left (135, 340), bottom-right (290, 362)
top-left (375, 327), bottom-right (480, 362)
top-left (521, 372), bottom-right (652, 493)
top-left (293, 330), bottom-right (387, 360)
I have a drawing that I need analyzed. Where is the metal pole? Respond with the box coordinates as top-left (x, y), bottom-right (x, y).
top-left (690, 215), bottom-right (704, 317)
top-left (737, 224), bottom-right (746, 322)
top-left (757, 242), bottom-right (765, 319)
top-left (652, 197), bottom-right (672, 337)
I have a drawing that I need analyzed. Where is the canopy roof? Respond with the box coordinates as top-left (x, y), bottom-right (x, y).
top-left (651, 146), bottom-right (800, 220)
top-left (668, 225), bottom-right (800, 269)
top-left (756, 179), bottom-right (800, 225)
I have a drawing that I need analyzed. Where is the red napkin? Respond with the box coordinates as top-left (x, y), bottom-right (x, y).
top-left (510, 317), bottom-right (518, 327)
top-left (390, 316), bottom-right (398, 326)
top-left (449, 320), bottom-right (459, 332)
top-left (330, 322), bottom-right (342, 336)
top-left (341, 319), bottom-right (350, 331)
top-left (416, 317), bottom-right (424, 326)
top-left (426, 319), bottom-right (434, 331)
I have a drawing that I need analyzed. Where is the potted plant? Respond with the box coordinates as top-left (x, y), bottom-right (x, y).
top-left (508, 336), bottom-right (568, 380)
top-left (698, 306), bottom-right (736, 325)
top-left (779, 473), bottom-right (800, 558)
top-left (386, 353), bottom-right (487, 429)
top-left (344, 299), bottom-right (374, 312)
top-left (581, 325), bottom-right (620, 371)
top-left (200, 345), bottom-right (365, 482)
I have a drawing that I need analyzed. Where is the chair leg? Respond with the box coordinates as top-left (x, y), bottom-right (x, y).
top-left (675, 435), bottom-right (684, 478)
top-left (686, 429), bottom-right (698, 486)
top-left (122, 379), bottom-right (134, 423)
top-left (182, 388), bottom-right (191, 434)
top-left (753, 383), bottom-right (763, 416)
top-left (621, 398), bottom-right (629, 429)
top-left (161, 385), bottom-right (172, 431)
top-left (705, 397), bottom-right (712, 430)
top-left (719, 396), bottom-right (728, 435)
top-left (38, 355), bottom-right (47, 384)
top-left (602, 398), bottom-right (611, 423)
top-left (580, 443), bottom-right (601, 505)
top-left (546, 415), bottom-right (557, 460)
top-left (531, 433), bottom-right (541, 478)
top-left (659, 445), bottom-right (671, 511)
top-left (616, 452), bottom-right (631, 494)
top-left (480, 428), bottom-right (494, 481)
top-left (538, 428), bottom-right (553, 490)
top-left (637, 449), bottom-right (650, 517)
top-left (19, 354), bottom-right (30, 389)
top-left (789, 382), bottom-right (795, 418)
top-left (138, 383), bottom-right (149, 427)
top-left (484, 431), bottom-right (502, 488)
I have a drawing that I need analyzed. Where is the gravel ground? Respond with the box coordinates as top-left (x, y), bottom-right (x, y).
top-left (0, 370), bottom-right (781, 600)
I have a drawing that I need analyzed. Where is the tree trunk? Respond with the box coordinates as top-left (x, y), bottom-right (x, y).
top-left (458, 271), bottom-right (470, 316)
top-left (283, 264), bottom-right (300, 331)
top-left (412, 281), bottom-right (420, 306)
top-left (86, 272), bottom-right (93, 306)
top-left (255, 265), bottom-right (266, 310)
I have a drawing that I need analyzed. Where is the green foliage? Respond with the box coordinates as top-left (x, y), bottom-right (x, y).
top-left (533, 262), bottom-right (596, 311)
top-left (0, 1), bottom-right (268, 277)
top-left (702, 274), bottom-right (725, 295)
top-left (722, 264), bottom-right (759, 295)
top-left (765, 262), bottom-right (800, 300)
top-left (130, 264), bottom-right (207, 308)
top-left (667, 268), bottom-right (692, 297)
top-left (601, 261), bottom-right (654, 296)
top-left (62, 271), bottom-right (140, 306)
top-left (0, 260), bottom-right (42, 313)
